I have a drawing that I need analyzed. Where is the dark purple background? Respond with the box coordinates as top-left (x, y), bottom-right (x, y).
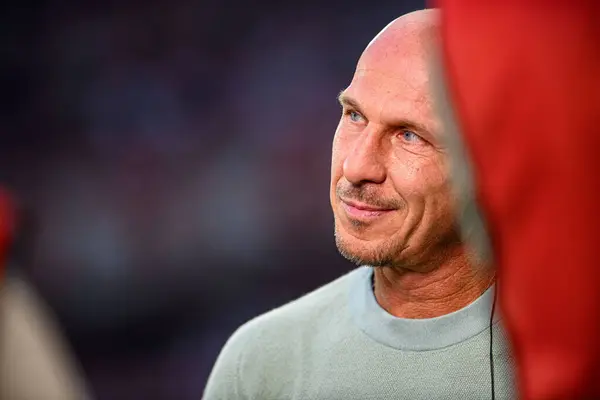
top-left (1, 0), bottom-right (424, 398)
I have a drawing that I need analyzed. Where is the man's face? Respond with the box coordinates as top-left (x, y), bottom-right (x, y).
top-left (330, 42), bottom-right (460, 269)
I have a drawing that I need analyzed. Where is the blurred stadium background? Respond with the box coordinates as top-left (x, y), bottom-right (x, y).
top-left (1, 0), bottom-right (424, 398)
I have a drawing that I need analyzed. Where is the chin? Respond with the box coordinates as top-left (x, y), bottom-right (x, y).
top-left (334, 225), bottom-right (398, 267)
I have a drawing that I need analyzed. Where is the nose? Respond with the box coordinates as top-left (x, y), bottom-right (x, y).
top-left (342, 128), bottom-right (387, 185)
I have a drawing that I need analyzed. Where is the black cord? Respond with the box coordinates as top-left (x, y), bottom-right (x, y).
top-left (490, 283), bottom-right (498, 400)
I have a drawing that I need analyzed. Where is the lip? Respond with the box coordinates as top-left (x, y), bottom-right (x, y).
top-left (340, 198), bottom-right (394, 219)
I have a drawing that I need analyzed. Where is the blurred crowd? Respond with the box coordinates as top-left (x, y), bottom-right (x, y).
top-left (1, 0), bottom-right (423, 398)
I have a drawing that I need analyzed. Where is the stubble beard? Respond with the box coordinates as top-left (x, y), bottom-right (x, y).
top-left (333, 219), bottom-right (464, 270)
top-left (334, 223), bottom-right (398, 268)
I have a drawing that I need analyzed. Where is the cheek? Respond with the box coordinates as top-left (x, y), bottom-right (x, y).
top-left (389, 156), bottom-right (450, 201)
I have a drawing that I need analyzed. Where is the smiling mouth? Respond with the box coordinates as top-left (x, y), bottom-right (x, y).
top-left (340, 198), bottom-right (395, 219)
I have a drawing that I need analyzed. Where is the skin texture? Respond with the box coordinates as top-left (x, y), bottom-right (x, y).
top-left (330, 9), bottom-right (494, 319)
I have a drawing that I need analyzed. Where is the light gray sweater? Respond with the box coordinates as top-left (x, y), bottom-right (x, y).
top-left (203, 267), bottom-right (516, 400)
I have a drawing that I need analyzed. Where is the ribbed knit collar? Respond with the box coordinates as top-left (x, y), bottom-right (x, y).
top-left (348, 266), bottom-right (500, 351)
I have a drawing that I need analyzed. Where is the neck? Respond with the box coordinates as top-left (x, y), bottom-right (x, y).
top-left (373, 248), bottom-right (495, 319)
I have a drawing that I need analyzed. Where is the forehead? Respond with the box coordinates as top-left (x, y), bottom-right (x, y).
top-left (344, 55), bottom-right (434, 127)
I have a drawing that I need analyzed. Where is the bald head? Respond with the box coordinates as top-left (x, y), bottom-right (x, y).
top-left (339, 8), bottom-right (441, 135)
top-left (359, 9), bottom-right (440, 73)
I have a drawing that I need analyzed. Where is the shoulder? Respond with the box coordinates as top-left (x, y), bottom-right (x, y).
top-left (203, 267), bottom-right (365, 399)
top-left (226, 267), bottom-right (362, 353)
top-left (239, 267), bottom-right (361, 340)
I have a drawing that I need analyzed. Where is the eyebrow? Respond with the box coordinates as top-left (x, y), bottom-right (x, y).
top-left (337, 90), bottom-right (365, 115)
top-left (337, 90), bottom-right (434, 139)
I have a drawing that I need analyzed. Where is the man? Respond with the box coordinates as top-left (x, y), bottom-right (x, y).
top-left (203, 9), bottom-right (515, 400)
top-left (0, 189), bottom-right (90, 400)
top-left (434, 2), bottom-right (600, 399)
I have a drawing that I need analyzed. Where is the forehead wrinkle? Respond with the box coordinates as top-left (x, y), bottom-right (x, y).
top-left (350, 70), bottom-right (429, 126)
top-left (354, 68), bottom-right (422, 83)
top-left (352, 68), bottom-right (426, 100)
top-left (378, 94), bottom-right (431, 128)
top-left (355, 52), bottom-right (429, 89)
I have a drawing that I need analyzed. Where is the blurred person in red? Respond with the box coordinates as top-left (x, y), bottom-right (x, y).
top-left (433, 2), bottom-right (600, 399)
top-left (0, 189), bottom-right (90, 399)
top-left (204, 10), bottom-right (516, 400)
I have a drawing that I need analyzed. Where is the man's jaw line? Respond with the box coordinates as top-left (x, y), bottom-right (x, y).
top-left (335, 220), bottom-right (410, 268)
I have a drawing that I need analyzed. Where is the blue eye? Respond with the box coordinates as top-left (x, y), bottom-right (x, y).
top-left (402, 130), bottom-right (420, 142)
top-left (349, 111), bottom-right (362, 122)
